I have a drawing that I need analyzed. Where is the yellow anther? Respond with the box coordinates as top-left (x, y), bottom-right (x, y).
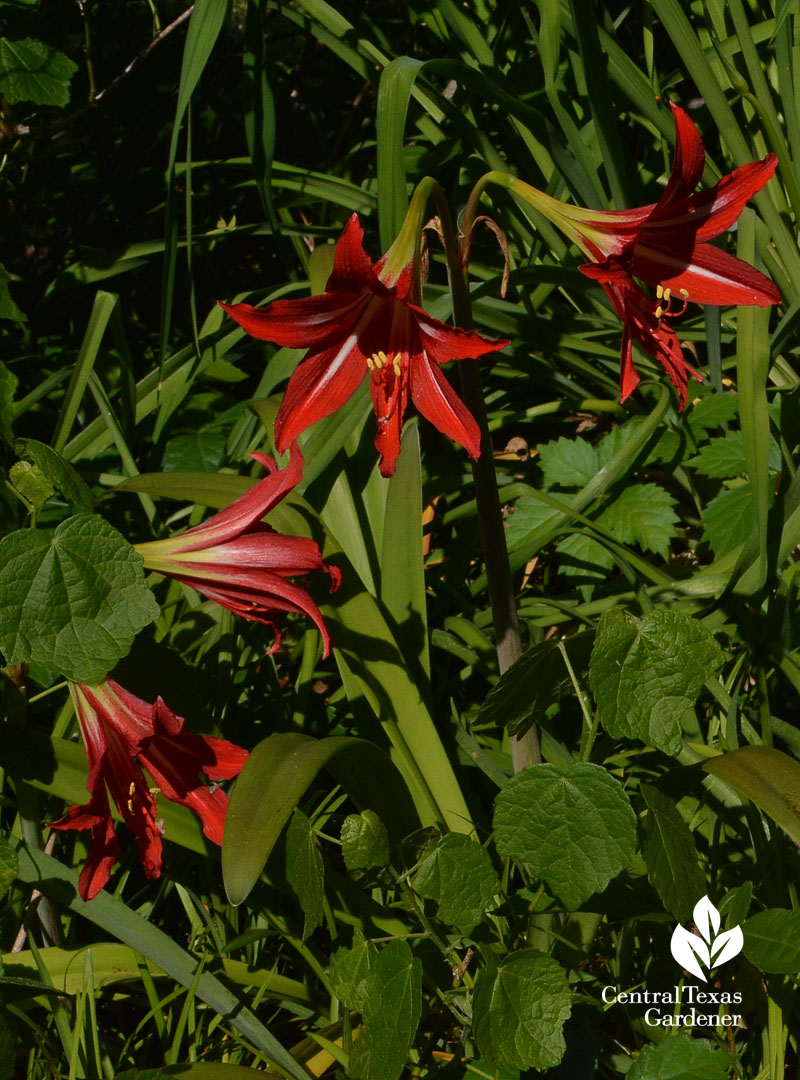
top-left (128, 782), bottom-right (136, 798)
top-left (656, 284), bottom-right (664, 299)
top-left (680, 288), bottom-right (689, 299)
top-left (655, 306), bottom-right (663, 319)
top-left (392, 355), bottom-right (402, 377)
top-left (366, 356), bottom-right (374, 370)
top-left (663, 287), bottom-right (672, 302)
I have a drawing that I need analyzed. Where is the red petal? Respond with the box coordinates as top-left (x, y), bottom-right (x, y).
top-left (656, 104), bottom-right (705, 207)
top-left (409, 353), bottom-right (481, 460)
top-left (219, 293), bottom-right (365, 348)
top-left (618, 322), bottom-right (641, 402)
top-left (635, 241), bottom-right (781, 306)
top-left (178, 570), bottom-right (334, 656)
top-left (370, 375), bottom-right (409, 478)
top-left (646, 155), bottom-right (778, 241)
top-left (413, 309), bottom-right (509, 363)
top-left (140, 731), bottom-right (245, 847)
top-left (198, 736), bottom-right (250, 781)
top-left (79, 811), bottom-right (121, 901)
top-left (173, 444), bottom-right (305, 552)
top-left (178, 530), bottom-right (328, 576)
top-left (49, 786), bottom-right (122, 902)
top-left (274, 339), bottom-right (368, 451)
top-left (326, 214), bottom-right (381, 293)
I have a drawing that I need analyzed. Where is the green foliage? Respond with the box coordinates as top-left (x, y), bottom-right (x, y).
top-left (703, 746), bottom-right (800, 846)
top-left (493, 762), bottom-right (637, 909)
top-left (590, 609), bottom-right (725, 755)
top-left (626, 1037), bottom-right (733, 1080)
top-left (340, 810), bottom-right (390, 871)
top-left (475, 632), bottom-right (593, 737)
top-left (701, 482), bottom-right (764, 555)
top-left (3, 0), bottom-right (800, 1074)
top-left (0, 837), bottom-right (18, 901)
top-left (742, 909), bottom-right (800, 973)
top-left (640, 784), bottom-right (706, 923)
top-left (162, 431), bottom-right (227, 473)
top-left (15, 439), bottom-right (95, 510)
top-left (597, 483), bottom-right (678, 558)
top-left (223, 732), bottom-right (415, 905)
top-left (0, 38), bottom-right (77, 106)
top-left (0, 516), bottom-right (160, 683)
top-left (285, 809), bottom-right (325, 940)
top-left (472, 950), bottom-right (572, 1070)
top-left (0, 363), bottom-right (18, 448)
top-left (0, 267), bottom-right (24, 324)
top-left (8, 461), bottom-right (53, 509)
top-left (330, 938), bottom-right (422, 1080)
top-left (412, 833), bottom-right (499, 933)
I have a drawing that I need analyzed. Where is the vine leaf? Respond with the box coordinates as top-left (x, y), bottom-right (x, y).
top-left (589, 608), bottom-right (724, 755)
top-left (0, 515), bottom-right (160, 683)
top-left (472, 950), bottom-right (572, 1070)
top-left (0, 38), bottom-right (77, 106)
top-left (493, 762), bottom-right (636, 909)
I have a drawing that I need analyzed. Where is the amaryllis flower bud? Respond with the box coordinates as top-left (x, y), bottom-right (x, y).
top-left (134, 443), bottom-right (339, 655)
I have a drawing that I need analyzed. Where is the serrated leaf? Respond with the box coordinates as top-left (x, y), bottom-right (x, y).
top-left (598, 484), bottom-right (678, 558)
top-left (16, 439), bottom-right (94, 510)
top-left (537, 436), bottom-right (600, 489)
top-left (9, 461), bottom-right (54, 510)
top-left (162, 431), bottom-right (227, 473)
top-left (640, 784), bottom-right (705, 922)
top-left (685, 393), bottom-right (739, 438)
top-left (0, 515), bottom-right (160, 683)
top-left (742, 908), bottom-right (800, 973)
top-left (701, 482), bottom-right (771, 557)
top-left (330, 938), bottom-right (421, 1080)
top-left (341, 810), bottom-right (390, 871)
top-left (0, 265), bottom-right (24, 324)
top-left (556, 532), bottom-right (614, 584)
top-left (472, 950), bottom-right (572, 1070)
top-left (0, 837), bottom-right (17, 900)
top-left (0, 362), bottom-right (18, 447)
top-left (285, 809), bottom-right (324, 940)
top-left (505, 497), bottom-right (561, 550)
top-left (0, 38), bottom-right (77, 106)
top-left (413, 834), bottom-right (499, 933)
top-left (493, 762), bottom-right (637, 909)
top-left (589, 609), bottom-right (724, 755)
top-left (627, 1036), bottom-right (732, 1080)
top-left (689, 430), bottom-right (781, 479)
top-left (475, 632), bottom-right (594, 739)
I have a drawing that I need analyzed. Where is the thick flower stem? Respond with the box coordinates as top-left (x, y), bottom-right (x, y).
top-left (428, 182), bottom-right (541, 772)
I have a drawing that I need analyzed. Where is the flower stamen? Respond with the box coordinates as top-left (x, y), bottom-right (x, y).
top-left (654, 286), bottom-right (690, 321)
top-left (367, 350), bottom-right (402, 376)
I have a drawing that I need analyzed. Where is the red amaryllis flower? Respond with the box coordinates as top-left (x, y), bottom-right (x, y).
top-left (134, 443), bottom-right (339, 655)
top-left (509, 103), bottom-right (780, 404)
top-left (49, 680), bottom-right (248, 901)
top-left (219, 214), bottom-right (509, 477)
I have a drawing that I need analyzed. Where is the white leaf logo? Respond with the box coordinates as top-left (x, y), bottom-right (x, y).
top-left (670, 896), bottom-right (743, 981)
